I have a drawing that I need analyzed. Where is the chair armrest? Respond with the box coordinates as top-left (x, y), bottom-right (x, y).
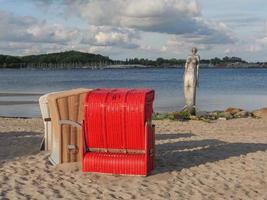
top-left (58, 120), bottom-right (82, 129)
top-left (58, 120), bottom-right (83, 154)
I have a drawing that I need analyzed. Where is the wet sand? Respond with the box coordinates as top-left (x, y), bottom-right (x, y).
top-left (0, 101), bottom-right (38, 106)
top-left (0, 93), bottom-right (43, 97)
top-left (0, 93), bottom-right (41, 106)
top-left (0, 117), bottom-right (267, 199)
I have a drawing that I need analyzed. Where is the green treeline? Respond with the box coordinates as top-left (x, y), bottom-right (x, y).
top-left (201, 56), bottom-right (247, 65)
top-left (0, 51), bottom-right (113, 68)
top-left (125, 56), bottom-right (247, 66)
top-left (125, 57), bottom-right (186, 66)
top-left (0, 50), bottom-right (250, 69)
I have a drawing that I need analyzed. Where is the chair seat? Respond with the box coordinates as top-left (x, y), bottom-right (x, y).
top-left (83, 152), bottom-right (147, 175)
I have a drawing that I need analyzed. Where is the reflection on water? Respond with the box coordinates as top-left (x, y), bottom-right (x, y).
top-left (1, 68), bottom-right (267, 117)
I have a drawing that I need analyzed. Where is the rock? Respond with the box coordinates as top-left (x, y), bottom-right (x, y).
top-left (225, 112), bottom-right (233, 119)
top-left (205, 111), bottom-right (223, 120)
top-left (224, 112), bottom-right (233, 119)
top-left (196, 111), bottom-right (209, 118)
top-left (225, 107), bottom-right (243, 115)
top-left (210, 116), bottom-right (217, 120)
top-left (234, 110), bottom-right (249, 118)
top-left (220, 112), bottom-right (233, 119)
top-left (207, 111), bottom-right (220, 119)
top-left (209, 111), bottom-right (220, 116)
top-left (218, 117), bottom-right (227, 120)
top-left (190, 115), bottom-right (198, 120)
top-left (252, 108), bottom-right (267, 119)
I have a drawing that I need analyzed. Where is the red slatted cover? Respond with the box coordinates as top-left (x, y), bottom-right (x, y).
top-left (83, 152), bottom-right (146, 175)
top-left (84, 89), bottom-right (154, 151)
top-left (84, 89), bottom-right (109, 149)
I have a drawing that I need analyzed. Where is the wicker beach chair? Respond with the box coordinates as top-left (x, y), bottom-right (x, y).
top-left (82, 88), bottom-right (155, 176)
top-left (40, 88), bottom-right (91, 165)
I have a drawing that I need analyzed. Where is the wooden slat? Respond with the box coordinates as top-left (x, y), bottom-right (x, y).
top-left (68, 95), bottom-right (79, 162)
top-left (77, 93), bottom-right (87, 161)
top-left (57, 97), bottom-right (70, 163)
top-left (48, 96), bottom-right (61, 164)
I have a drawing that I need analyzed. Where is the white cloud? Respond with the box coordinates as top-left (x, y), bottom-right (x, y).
top-left (0, 11), bottom-right (78, 44)
top-left (81, 26), bottom-right (140, 48)
top-left (257, 21), bottom-right (267, 46)
top-left (26, 24), bottom-right (79, 44)
top-left (0, 0), bottom-right (238, 58)
top-left (0, 10), bottom-right (141, 55)
top-left (247, 20), bottom-right (267, 53)
top-left (247, 44), bottom-right (263, 53)
top-left (166, 37), bottom-right (211, 54)
top-left (224, 48), bottom-right (236, 55)
top-left (94, 31), bottom-right (134, 47)
top-left (0, 41), bottom-right (67, 55)
top-left (64, 0), bottom-right (233, 43)
top-left (67, 0), bottom-right (200, 34)
top-left (160, 27), bottom-right (233, 55)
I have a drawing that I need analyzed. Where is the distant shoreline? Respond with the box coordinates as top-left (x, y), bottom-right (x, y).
top-left (1, 50), bottom-right (266, 69)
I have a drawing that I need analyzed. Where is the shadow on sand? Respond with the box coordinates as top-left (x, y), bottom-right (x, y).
top-left (156, 133), bottom-right (195, 140)
top-left (1, 130), bottom-right (267, 176)
top-left (154, 132), bottom-right (267, 174)
top-left (0, 131), bottom-right (43, 162)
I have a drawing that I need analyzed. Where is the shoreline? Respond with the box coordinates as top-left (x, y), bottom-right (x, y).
top-left (0, 101), bottom-right (38, 106)
top-left (0, 93), bottom-right (43, 97)
top-left (1, 65), bottom-right (267, 70)
top-left (0, 93), bottom-right (41, 107)
top-left (0, 93), bottom-right (41, 106)
top-left (1, 107), bottom-right (265, 121)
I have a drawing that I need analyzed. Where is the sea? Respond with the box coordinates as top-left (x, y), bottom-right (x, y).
top-left (1, 67), bottom-right (267, 117)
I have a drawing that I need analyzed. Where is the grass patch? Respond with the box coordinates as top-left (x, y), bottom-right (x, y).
top-left (152, 110), bottom-right (191, 121)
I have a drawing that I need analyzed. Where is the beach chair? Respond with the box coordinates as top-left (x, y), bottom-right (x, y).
top-left (45, 88), bottom-right (91, 165)
top-left (39, 91), bottom-right (61, 151)
top-left (82, 88), bottom-right (155, 176)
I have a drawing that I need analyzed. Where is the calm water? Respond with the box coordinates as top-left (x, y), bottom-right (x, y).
top-left (1, 68), bottom-right (267, 117)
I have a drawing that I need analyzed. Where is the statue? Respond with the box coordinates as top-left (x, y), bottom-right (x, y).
top-left (183, 47), bottom-right (200, 115)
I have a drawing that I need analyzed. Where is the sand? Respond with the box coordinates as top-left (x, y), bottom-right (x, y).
top-left (1, 117), bottom-right (267, 200)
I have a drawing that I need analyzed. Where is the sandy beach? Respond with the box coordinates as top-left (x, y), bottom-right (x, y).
top-left (1, 117), bottom-right (267, 200)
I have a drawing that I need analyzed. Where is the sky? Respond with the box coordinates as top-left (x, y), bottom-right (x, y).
top-left (0, 0), bottom-right (266, 61)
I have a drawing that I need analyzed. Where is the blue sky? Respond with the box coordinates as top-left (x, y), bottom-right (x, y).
top-left (0, 0), bottom-right (266, 61)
